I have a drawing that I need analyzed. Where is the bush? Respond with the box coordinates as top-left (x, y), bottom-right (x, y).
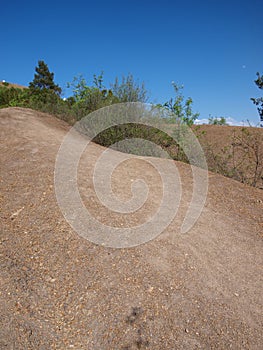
top-left (208, 116), bottom-right (228, 125)
top-left (110, 73), bottom-right (148, 103)
top-left (0, 86), bottom-right (25, 107)
top-left (160, 83), bottom-right (199, 126)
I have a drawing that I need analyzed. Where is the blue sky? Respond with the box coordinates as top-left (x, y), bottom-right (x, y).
top-left (1, 0), bottom-right (262, 125)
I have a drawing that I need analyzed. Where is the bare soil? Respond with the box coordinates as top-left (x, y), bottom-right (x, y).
top-left (0, 82), bottom-right (27, 89)
top-left (195, 124), bottom-right (263, 189)
top-left (0, 107), bottom-right (262, 349)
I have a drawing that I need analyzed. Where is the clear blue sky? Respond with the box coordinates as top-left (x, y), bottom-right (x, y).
top-left (1, 0), bottom-right (262, 125)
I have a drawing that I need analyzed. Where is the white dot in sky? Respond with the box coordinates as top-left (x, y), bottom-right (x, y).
top-left (242, 65), bottom-right (246, 69)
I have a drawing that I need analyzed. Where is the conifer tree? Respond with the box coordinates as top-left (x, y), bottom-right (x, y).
top-left (251, 72), bottom-right (263, 127)
top-left (29, 60), bottom-right (61, 95)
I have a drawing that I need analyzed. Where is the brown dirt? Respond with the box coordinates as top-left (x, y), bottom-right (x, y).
top-left (0, 82), bottom-right (27, 89)
top-left (193, 124), bottom-right (263, 189)
top-left (195, 123), bottom-right (263, 149)
top-left (0, 107), bottom-right (262, 349)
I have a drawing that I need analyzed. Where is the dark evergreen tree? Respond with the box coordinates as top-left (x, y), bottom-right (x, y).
top-left (29, 60), bottom-right (62, 95)
top-left (251, 72), bottom-right (263, 127)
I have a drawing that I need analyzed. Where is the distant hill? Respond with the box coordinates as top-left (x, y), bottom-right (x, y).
top-left (0, 81), bottom-right (27, 89)
top-left (195, 124), bottom-right (263, 189)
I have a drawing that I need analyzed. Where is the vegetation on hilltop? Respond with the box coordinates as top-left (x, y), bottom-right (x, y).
top-left (0, 60), bottom-right (262, 188)
top-left (208, 116), bottom-right (228, 125)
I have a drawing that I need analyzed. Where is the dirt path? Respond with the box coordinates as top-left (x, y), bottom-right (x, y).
top-left (0, 107), bottom-right (262, 349)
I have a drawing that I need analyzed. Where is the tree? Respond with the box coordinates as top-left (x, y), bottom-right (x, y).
top-left (67, 73), bottom-right (118, 119)
top-left (162, 82), bottom-right (199, 126)
top-left (208, 116), bottom-right (228, 125)
top-left (251, 72), bottom-right (263, 127)
top-left (29, 60), bottom-right (62, 95)
top-left (110, 73), bottom-right (148, 102)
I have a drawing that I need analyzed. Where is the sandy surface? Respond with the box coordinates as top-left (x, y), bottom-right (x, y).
top-left (0, 107), bottom-right (262, 349)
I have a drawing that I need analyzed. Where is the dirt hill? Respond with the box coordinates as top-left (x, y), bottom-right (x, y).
top-left (0, 82), bottom-right (27, 89)
top-left (0, 107), bottom-right (262, 349)
top-left (195, 124), bottom-right (263, 189)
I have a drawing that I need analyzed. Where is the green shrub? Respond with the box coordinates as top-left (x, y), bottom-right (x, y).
top-left (0, 86), bottom-right (25, 107)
